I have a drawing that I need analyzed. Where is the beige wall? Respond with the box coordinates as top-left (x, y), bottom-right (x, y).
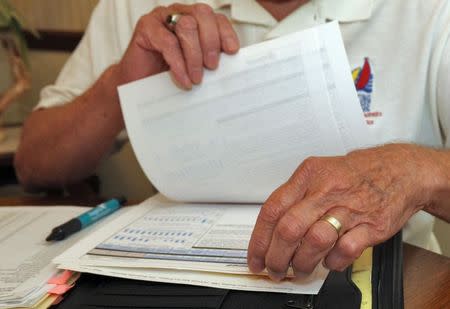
top-left (11, 0), bottom-right (98, 31)
top-left (3, 0), bottom-right (99, 125)
top-left (1, 50), bottom-right (71, 124)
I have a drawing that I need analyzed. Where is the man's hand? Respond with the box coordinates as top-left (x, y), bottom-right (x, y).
top-left (15, 3), bottom-right (239, 189)
top-left (247, 144), bottom-right (447, 281)
top-left (118, 3), bottom-right (239, 88)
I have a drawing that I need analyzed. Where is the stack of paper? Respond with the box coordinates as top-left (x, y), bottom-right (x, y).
top-left (0, 206), bottom-right (105, 309)
top-left (53, 21), bottom-right (372, 295)
top-left (54, 195), bottom-right (328, 294)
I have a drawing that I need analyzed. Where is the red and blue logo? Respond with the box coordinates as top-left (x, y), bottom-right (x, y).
top-left (352, 58), bottom-right (381, 125)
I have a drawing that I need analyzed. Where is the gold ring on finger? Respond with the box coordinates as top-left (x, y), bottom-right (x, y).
top-left (320, 215), bottom-right (342, 236)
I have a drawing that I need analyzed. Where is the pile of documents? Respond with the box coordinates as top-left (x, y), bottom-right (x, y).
top-left (1, 21), bottom-right (373, 307)
top-left (54, 195), bottom-right (327, 294)
top-left (53, 21), bottom-right (373, 295)
top-left (0, 207), bottom-right (89, 308)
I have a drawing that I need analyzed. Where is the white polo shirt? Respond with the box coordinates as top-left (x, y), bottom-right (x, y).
top-left (37, 0), bottom-right (450, 252)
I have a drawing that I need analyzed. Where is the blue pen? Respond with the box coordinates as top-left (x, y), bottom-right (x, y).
top-left (45, 197), bottom-right (126, 241)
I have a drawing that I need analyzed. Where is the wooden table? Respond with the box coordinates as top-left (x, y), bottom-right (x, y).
top-left (1, 197), bottom-right (449, 309)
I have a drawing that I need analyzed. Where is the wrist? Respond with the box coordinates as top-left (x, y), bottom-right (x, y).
top-left (421, 147), bottom-right (450, 215)
top-left (107, 63), bottom-right (127, 88)
top-left (82, 64), bottom-right (125, 132)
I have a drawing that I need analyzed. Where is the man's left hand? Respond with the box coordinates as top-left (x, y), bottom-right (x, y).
top-left (247, 144), bottom-right (444, 281)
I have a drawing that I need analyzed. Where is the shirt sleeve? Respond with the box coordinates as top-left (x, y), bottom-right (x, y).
top-left (430, 1), bottom-right (450, 148)
top-left (36, 0), bottom-right (124, 110)
top-left (437, 34), bottom-right (450, 148)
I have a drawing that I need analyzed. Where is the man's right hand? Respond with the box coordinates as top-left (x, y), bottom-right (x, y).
top-left (117, 3), bottom-right (240, 89)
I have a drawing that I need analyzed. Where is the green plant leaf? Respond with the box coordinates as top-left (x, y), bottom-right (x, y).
top-left (10, 17), bottom-right (30, 66)
top-left (0, 0), bottom-right (13, 28)
top-left (0, 0), bottom-right (36, 68)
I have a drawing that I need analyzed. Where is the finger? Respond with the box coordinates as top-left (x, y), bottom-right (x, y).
top-left (145, 9), bottom-right (192, 88)
top-left (174, 15), bottom-right (203, 84)
top-left (264, 196), bottom-right (329, 280)
top-left (291, 208), bottom-right (354, 275)
top-left (170, 3), bottom-right (221, 69)
top-left (158, 29), bottom-right (192, 89)
top-left (247, 180), bottom-right (308, 274)
top-left (247, 159), bottom-right (316, 274)
top-left (324, 224), bottom-right (373, 271)
top-left (215, 13), bottom-right (239, 54)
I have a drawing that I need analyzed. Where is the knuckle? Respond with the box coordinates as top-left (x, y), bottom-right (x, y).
top-left (203, 38), bottom-right (220, 51)
top-left (215, 13), bottom-right (229, 23)
top-left (136, 16), bottom-right (146, 29)
top-left (265, 258), bottom-right (286, 274)
top-left (177, 15), bottom-right (197, 31)
top-left (275, 215), bottom-right (302, 244)
top-left (134, 16), bottom-right (158, 47)
top-left (152, 5), bottom-right (166, 14)
top-left (290, 157), bottom-right (321, 185)
top-left (269, 184), bottom-right (296, 207)
top-left (259, 202), bottom-right (282, 224)
top-left (194, 3), bottom-right (214, 15)
top-left (305, 227), bottom-right (333, 250)
top-left (338, 238), bottom-right (363, 260)
top-left (326, 257), bottom-right (350, 272)
top-left (135, 14), bottom-right (154, 32)
top-left (249, 237), bottom-right (269, 256)
top-left (325, 260), bottom-right (340, 271)
top-left (164, 35), bottom-right (179, 48)
top-left (293, 260), bottom-right (315, 274)
top-left (302, 156), bottom-right (321, 170)
top-left (369, 219), bottom-right (387, 238)
top-left (150, 6), bottom-right (167, 20)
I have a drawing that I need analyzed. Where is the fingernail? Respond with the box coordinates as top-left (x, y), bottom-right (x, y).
top-left (205, 51), bottom-right (219, 69)
top-left (191, 68), bottom-right (203, 84)
top-left (225, 38), bottom-right (239, 53)
top-left (170, 71), bottom-right (192, 90)
top-left (248, 257), bottom-right (264, 273)
top-left (267, 269), bottom-right (286, 282)
top-left (182, 76), bottom-right (192, 90)
top-left (293, 270), bottom-right (309, 280)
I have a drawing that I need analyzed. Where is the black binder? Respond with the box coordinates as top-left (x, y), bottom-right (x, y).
top-left (54, 232), bottom-right (403, 309)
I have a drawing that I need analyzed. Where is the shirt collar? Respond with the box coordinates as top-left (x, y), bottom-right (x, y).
top-left (199, 0), bottom-right (373, 26)
top-left (192, 0), bottom-right (373, 40)
top-left (315, 0), bottom-right (374, 23)
top-left (195, 0), bottom-right (277, 26)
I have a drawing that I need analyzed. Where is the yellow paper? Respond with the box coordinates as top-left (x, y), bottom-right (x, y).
top-left (352, 247), bottom-right (373, 309)
top-left (33, 294), bottom-right (59, 309)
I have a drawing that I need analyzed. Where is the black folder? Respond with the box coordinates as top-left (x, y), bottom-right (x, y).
top-left (54, 232), bottom-right (403, 309)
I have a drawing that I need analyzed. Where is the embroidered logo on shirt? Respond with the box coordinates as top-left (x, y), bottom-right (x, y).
top-left (352, 58), bottom-right (382, 125)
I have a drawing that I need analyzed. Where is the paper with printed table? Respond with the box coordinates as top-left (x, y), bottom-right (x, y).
top-left (54, 21), bottom-right (372, 295)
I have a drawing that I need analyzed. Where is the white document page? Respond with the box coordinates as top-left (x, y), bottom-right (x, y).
top-left (89, 203), bottom-right (253, 265)
top-left (0, 206), bottom-right (89, 308)
top-left (60, 263), bottom-right (327, 295)
top-left (54, 195), bottom-right (328, 295)
top-left (118, 21), bottom-right (371, 203)
top-left (55, 196), bottom-right (259, 273)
